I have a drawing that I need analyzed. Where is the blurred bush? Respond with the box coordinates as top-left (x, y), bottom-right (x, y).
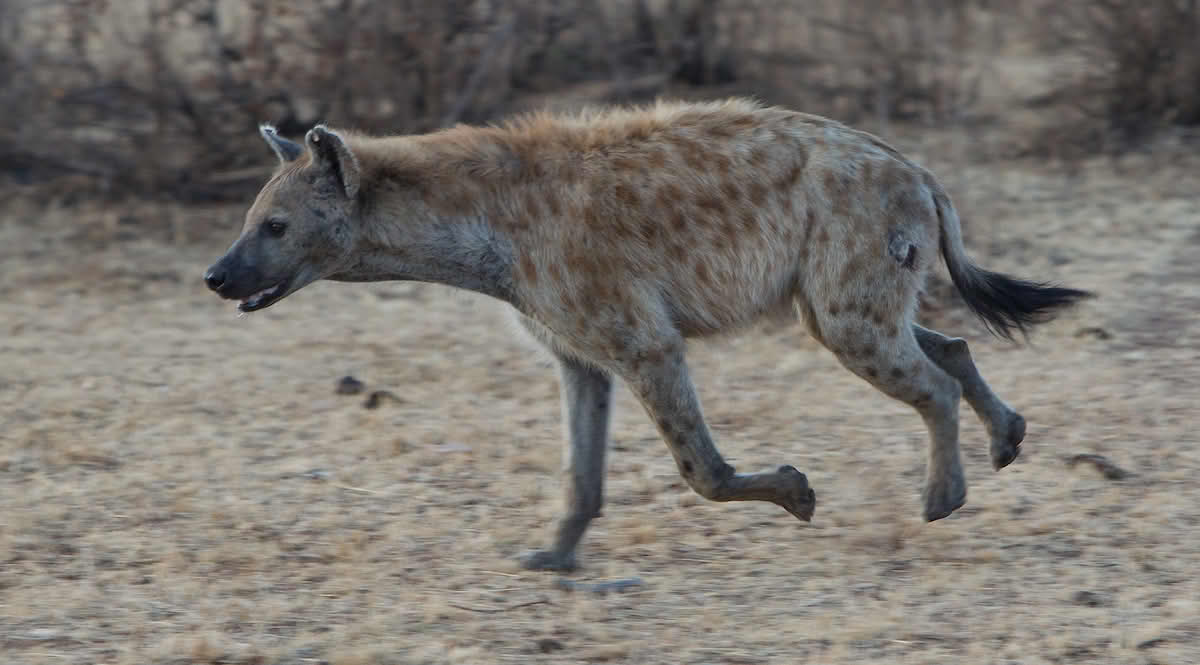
top-left (1, 0), bottom-right (1192, 202)
top-left (1033, 0), bottom-right (1200, 155)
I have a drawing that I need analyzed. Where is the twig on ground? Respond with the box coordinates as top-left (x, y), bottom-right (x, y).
top-left (554, 577), bottom-right (644, 594)
top-left (1065, 453), bottom-right (1133, 480)
top-left (447, 598), bottom-right (551, 613)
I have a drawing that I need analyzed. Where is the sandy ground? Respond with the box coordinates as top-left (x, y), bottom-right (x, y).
top-left (3, 122), bottom-right (1200, 664)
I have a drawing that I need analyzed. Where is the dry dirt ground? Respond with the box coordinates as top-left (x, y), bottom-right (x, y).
top-left (3, 121), bottom-right (1200, 663)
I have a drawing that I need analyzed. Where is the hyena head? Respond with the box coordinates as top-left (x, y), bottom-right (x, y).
top-left (203, 124), bottom-right (362, 313)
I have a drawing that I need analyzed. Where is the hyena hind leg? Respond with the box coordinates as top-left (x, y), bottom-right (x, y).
top-left (912, 324), bottom-right (1026, 471)
top-left (819, 313), bottom-right (966, 522)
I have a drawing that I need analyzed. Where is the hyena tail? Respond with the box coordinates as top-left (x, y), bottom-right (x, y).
top-left (927, 178), bottom-right (1093, 342)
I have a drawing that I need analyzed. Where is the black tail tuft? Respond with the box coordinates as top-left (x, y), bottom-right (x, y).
top-left (950, 267), bottom-right (1094, 342)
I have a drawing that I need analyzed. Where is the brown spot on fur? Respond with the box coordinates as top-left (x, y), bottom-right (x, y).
top-left (776, 162), bottom-right (804, 190)
top-left (548, 262), bottom-right (563, 282)
top-left (697, 194), bottom-right (727, 217)
top-left (657, 182), bottom-right (684, 209)
top-left (824, 171), bottom-right (851, 216)
top-left (695, 260), bottom-right (712, 285)
top-left (748, 145), bottom-right (770, 167)
top-left (748, 181), bottom-right (769, 207)
top-left (647, 148), bottom-right (668, 169)
top-left (520, 254), bottom-right (538, 285)
top-left (721, 181), bottom-right (741, 203)
top-left (545, 190), bottom-right (563, 217)
top-left (860, 159), bottom-right (874, 187)
top-left (583, 206), bottom-right (604, 229)
top-left (677, 138), bottom-right (707, 171)
top-left (612, 155), bottom-right (641, 173)
top-left (817, 228), bottom-right (830, 245)
top-left (779, 190), bottom-right (794, 216)
top-left (711, 152), bottom-right (733, 174)
top-left (614, 183), bottom-right (640, 208)
top-left (714, 227), bottom-right (735, 251)
top-left (886, 324), bottom-right (899, 338)
top-left (840, 255), bottom-right (865, 284)
top-left (739, 209), bottom-right (757, 232)
top-left (890, 367), bottom-right (905, 379)
top-left (707, 121), bottom-right (736, 139)
top-left (671, 209), bottom-right (689, 232)
top-left (829, 303), bottom-right (840, 316)
top-left (871, 311), bottom-right (886, 327)
top-left (641, 216), bottom-right (662, 243)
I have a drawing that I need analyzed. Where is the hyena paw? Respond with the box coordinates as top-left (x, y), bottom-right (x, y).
top-left (517, 549), bottom-right (579, 572)
top-left (775, 465), bottom-right (817, 522)
top-left (990, 412), bottom-right (1027, 471)
top-left (922, 471), bottom-right (967, 522)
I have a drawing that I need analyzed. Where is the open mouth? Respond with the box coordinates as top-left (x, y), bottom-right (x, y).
top-left (237, 278), bottom-right (290, 313)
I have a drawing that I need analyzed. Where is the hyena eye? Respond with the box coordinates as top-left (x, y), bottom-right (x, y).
top-left (264, 220), bottom-right (287, 237)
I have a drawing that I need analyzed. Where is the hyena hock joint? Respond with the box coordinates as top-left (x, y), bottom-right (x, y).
top-left (204, 98), bottom-right (1092, 571)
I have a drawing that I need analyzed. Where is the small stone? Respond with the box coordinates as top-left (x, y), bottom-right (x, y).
top-left (1071, 590), bottom-right (1107, 607)
top-left (336, 375), bottom-right (365, 395)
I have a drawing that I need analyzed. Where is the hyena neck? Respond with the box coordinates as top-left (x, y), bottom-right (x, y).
top-left (333, 209), bottom-right (518, 307)
top-left (326, 135), bottom-right (527, 305)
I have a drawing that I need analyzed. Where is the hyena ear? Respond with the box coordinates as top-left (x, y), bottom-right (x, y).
top-left (305, 124), bottom-right (361, 200)
top-left (259, 124), bottom-right (304, 163)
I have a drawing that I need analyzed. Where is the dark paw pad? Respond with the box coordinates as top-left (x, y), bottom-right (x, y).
top-left (775, 465), bottom-right (817, 522)
top-left (518, 549), bottom-right (579, 572)
top-left (991, 413), bottom-right (1027, 471)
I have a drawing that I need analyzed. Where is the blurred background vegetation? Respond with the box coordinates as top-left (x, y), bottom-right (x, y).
top-left (2, 0), bottom-right (1198, 203)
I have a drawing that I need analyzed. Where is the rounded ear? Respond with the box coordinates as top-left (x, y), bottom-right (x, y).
top-left (259, 124), bottom-right (303, 163)
top-left (305, 124), bottom-right (361, 199)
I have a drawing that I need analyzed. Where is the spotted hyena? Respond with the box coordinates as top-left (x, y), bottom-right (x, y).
top-left (204, 98), bottom-right (1091, 571)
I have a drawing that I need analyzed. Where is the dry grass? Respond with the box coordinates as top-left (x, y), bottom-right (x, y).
top-left (3, 119), bottom-right (1200, 663)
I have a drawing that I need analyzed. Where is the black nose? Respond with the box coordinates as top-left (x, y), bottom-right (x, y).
top-left (204, 267), bottom-right (226, 292)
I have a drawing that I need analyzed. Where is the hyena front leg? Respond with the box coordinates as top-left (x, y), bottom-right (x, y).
top-left (912, 324), bottom-right (1026, 470)
top-left (519, 354), bottom-right (613, 572)
top-left (618, 342), bottom-right (816, 521)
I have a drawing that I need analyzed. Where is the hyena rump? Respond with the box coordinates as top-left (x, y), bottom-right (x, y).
top-left (205, 98), bottom-right (1091, 571)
